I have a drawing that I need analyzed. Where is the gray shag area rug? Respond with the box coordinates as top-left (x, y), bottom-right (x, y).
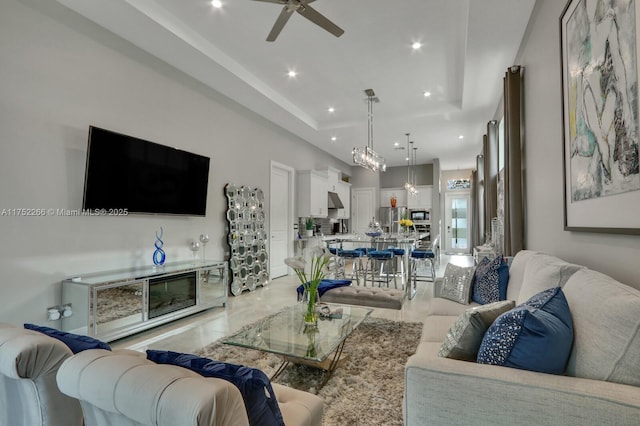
top-left (195, 315), bottom-right (423, 426)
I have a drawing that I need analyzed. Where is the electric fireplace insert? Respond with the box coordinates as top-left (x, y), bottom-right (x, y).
top-left (148, 271), bottom-right (197, 319)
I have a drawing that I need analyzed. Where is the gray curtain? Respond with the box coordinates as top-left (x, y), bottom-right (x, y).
top-left (471, 170), bottom-right (478, 248)
top-left (483, 122), bottom-right (499, 238)
top-left (503, 65), bottom-right (525, 255)
top-left (476, 154), bottom-right (485, 244)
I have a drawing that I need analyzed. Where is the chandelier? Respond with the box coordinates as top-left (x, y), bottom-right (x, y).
top-left (353, 89), bottom-right (386, 172)
top-left (404, 133), bottom-right (419, 196)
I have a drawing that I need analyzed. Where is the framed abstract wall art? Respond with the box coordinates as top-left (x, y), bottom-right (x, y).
top-left (561, 0), bottom-right (640, 233)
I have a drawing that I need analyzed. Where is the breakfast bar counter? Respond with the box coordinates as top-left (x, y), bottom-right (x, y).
top-left (322, 233), bottom-right (430, 299)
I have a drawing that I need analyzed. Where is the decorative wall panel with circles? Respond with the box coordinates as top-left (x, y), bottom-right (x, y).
top-left (225, 183), bottom-right (269, 296)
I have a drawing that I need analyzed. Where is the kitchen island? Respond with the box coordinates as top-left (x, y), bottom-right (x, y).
top-left (321, 233), bottom-right (430, 300)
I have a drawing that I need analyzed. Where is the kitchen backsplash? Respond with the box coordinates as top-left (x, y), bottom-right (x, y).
top-left (297, 217), bottom-right (347, 236)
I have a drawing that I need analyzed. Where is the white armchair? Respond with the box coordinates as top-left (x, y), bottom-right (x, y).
top-left (0, 323), bottom-right (83, 426)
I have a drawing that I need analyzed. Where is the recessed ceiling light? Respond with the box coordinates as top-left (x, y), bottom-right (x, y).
top-left (423, 91), bottom-right (431, 97)
top-left (394, 142), bottom-right (400, 147)
top-left (411, 42), bottom-right (422, 50)
top-left (328, 107), bottom-right (335, 113)
top-left (458, 135), bottom-right (464, 140)
top-left (211, 0), bottom-right (222, 8)
top-left (331, 136), bottom-right (337, 141)
top-left (405, 156), bottom-right (410, 161)
top-left (287, 70), bottom-right (297, 78)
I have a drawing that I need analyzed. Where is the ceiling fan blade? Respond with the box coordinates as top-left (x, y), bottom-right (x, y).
top-left (296, 3), bottom-right (344, 37)
top-left (266, 6), bottom-right (294, 42)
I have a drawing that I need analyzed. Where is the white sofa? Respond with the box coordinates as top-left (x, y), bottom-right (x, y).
top-left (404, 250), bottom-right (640, 425)
top-left (0, 322), bottom-right (323, 426)
top-left (57, 349), bottom-right (324, 426)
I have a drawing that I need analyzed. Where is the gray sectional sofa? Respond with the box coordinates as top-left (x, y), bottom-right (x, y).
top-left (404, 250), bottom-right (640, 425)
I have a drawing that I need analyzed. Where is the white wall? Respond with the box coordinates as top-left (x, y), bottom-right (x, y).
top-left (516, 0), bottom-right (640, 289)
top-left (0, 0), bottom-right (351, 324)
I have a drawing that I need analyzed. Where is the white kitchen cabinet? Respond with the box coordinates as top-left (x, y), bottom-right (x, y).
top-left (407, 185), bottom-right (433, 209)
top-left (333, 180), bottom-right (351, 219)
top-left (325, 167), bottom-right (350, 219)
top-left (297, 170), bottom-right (328, 218)
top-left (380, 188), bottom-right (407, 208)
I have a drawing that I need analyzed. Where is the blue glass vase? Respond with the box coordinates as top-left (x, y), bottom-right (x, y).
top-left (153, 227), bottom-right (166, 266)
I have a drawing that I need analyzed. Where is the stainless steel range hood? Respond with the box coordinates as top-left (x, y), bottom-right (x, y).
top-left (328, 191), bottom-right (344, 209)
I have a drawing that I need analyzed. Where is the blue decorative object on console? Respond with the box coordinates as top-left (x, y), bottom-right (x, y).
top-left (476, 287), bottom-right (574, 374)
top-left (153, 227), bottom-right (166, 266)
top-left (147, 350), bottom-right (284, 426)
top-left (24, 323), bottom-right (111, 354)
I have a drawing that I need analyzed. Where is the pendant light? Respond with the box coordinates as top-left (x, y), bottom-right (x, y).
top-left (353, 89), bottom-right (386, 172)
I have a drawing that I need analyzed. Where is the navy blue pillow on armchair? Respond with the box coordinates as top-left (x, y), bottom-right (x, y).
top-left (471, 256), bottom-right (509, 304)
top-left (24, 323), bottom-right (111, 353)
top-left (147, 350), bottom-right (284, 426)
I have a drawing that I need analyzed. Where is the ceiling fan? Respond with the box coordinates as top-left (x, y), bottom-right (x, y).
top-left (252, 0), bottom-right (344, 42)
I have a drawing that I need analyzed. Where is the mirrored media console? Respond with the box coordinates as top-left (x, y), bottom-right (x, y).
top-left (61, 260), bottom-right (227, 342)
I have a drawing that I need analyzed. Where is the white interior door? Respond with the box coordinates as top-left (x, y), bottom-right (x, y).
top-left (444, 191), bottom-right (471, 254)
top-left (351, 187), bottom-right (376, 234)
top-left (269, 162), bottom-right (294, 278)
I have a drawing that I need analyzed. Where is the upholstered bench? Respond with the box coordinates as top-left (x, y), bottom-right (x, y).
top-left (320, 285), bottom-right (405, 310)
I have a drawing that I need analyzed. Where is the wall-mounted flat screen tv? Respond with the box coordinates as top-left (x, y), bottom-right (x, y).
top-left (82, 126), bottom-right (210, 216)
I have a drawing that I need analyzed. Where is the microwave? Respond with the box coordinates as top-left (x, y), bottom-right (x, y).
top-left (410, 210), bottom-right (430, 222)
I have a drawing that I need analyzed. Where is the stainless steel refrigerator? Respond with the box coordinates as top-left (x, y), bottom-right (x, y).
top-left (379, 207), bottom-right (407, 234)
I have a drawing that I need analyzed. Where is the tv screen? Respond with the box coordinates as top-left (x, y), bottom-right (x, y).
top-left (82, 126), bottom-right (210, 216)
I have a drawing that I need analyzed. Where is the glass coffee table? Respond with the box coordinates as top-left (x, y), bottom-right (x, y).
top-left (223, 303), bottom-right (372, 391)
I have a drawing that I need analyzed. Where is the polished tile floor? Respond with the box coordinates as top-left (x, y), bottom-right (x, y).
top-left (111, 254), bottom-right (473, 353)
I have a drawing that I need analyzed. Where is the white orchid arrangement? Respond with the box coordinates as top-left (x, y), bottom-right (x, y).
top-left (285, 246), bottom-right (331, 324)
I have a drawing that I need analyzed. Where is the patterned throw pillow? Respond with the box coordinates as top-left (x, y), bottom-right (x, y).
top-left (476, 287), bottom-right (574, 374)
top-left (439, 300), bottom-right (516, 361)
top-left (472, 256), bottom-right (509, 304)
top-left (439, 263), bottom-right (476, 304)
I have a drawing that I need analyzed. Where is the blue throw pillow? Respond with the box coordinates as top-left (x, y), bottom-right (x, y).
top-left (472, 256), bottom-right (509, 304)
top-left (147, 350), bottom-right (284, 426)
top-left (296, 279), bottom-right (352, 299)
top-left (24, 323), bottom-right (111, 354)
top-left (476, 287), bottom-right (574, 374)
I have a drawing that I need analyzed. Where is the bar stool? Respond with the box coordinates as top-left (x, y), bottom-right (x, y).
top-left (410, 249), bottom-right (436, 285)
top-left (387, 247), bottom-right (406, 285)
top-left (327, 248), bottom-right (345, 279)
top-left (365, 250), bottom-right (396, 288)
top-left (355, 247), bottom-right (374, 256)
top-left (336, 249), bottom-right (364, 285)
